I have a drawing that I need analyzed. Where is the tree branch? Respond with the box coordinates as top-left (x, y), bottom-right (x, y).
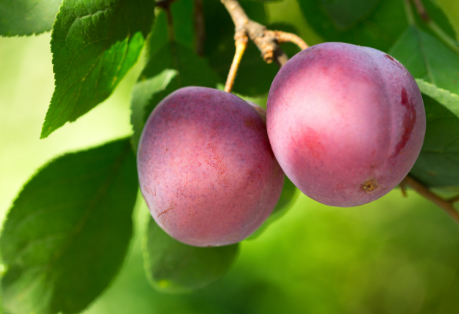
top-left (221, 0), bottom-right (307, 90)
top-left (221, 0), bottom-right (307, 66)
top-left (401, 175), bottom-right (459, 224)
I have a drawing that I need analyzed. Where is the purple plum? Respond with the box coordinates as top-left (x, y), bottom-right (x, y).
top-left (267, 42), bottom-right (426, 207)
top-left (138, 87), bottom-right (284, 246)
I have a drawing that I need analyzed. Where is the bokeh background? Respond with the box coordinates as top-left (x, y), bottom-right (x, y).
top-left (1, 0), bottom-right (459, 313)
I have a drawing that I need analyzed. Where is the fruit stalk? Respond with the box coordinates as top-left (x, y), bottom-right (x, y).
top-left (225, 31), bottom-right (248, 93)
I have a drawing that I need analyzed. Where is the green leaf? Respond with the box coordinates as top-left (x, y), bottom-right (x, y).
top-left (298, 0), bottom-right (407, 52)
top-left (143, 216), bottom-right (239, 293)
top-left (40, 0), bottom-right (155, 139)
top-left (0, 0), bottom-right (62, 36)
top-left (130, 41), bottom-right (221, 151)
top-left (389, 26), bottom-right (459, 95)
top-left (0, 139), bottom-right (138, 314)
top-left (248, 176), bottom-right (299, 240)
top-left (434, 0), bottom-right (459, 41)
top-left (410, 80), bottom-right (459, 186)
top-left (320, 0), bottom-right (380, 31)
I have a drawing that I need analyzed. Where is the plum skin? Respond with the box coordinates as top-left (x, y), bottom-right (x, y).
top-left (137, 87), bottom-right (284, 247)
top-left (267, 42), bottom-right (426, 207)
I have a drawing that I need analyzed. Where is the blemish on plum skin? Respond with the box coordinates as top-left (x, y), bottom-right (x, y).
top-left (391, 88), bottom-right (417, 160)
top-left (362, 178), bottom-right (379, 193)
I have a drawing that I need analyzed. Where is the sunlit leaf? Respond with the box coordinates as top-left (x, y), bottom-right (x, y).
top-left (41, 0), bottom-right (155, 138)
top-left (0, 0), bottom-right (62, 36)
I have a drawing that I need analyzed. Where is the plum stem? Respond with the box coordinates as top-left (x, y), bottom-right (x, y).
top-left (225, 31), bottom-right (248, 93)
top-left (221, 0), bottom-right (307, 68)
top-left (401, 175), bottom-right (459, 224)
top-left (411, 0), bottom-right (459, 53)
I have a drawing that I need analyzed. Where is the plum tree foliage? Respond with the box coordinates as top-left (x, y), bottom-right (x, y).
top-left (0, 0), bottom-right (458, 313)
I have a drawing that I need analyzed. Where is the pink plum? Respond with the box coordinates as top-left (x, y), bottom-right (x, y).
top-left (138, 87), bottom-right (284, 246)
top-left (267, 42), bottom-right (426, 207)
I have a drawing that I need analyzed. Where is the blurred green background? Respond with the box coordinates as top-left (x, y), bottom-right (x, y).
top-left (2, 1), bottom-right (459, 313)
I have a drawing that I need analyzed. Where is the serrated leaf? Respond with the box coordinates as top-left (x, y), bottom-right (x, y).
top-left (248, 176), bottom-right (299, 240)
top-left (410, 80), bottom-right (459, 186)
top-left (0, 139), bottom-right (138, 314)
top-left (130, 41), bottom-right (221, 151)
top-left (0, 0), bottom-right (62, 36)
top-left (40, 0), bottom-right (155, 139)
top-left (143, 216), bottom-right (239, 293)
top-left (320, 0), bottom-right (380, 31)
top-left (389, 26), bottom-right (459, 95)
top-left (435, 0), bottom-right (459, 41)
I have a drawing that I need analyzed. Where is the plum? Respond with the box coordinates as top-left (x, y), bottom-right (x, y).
top-left (137, 87), bottom-right (284, 246)
top-left (267, 42), bottom-right (426, 207)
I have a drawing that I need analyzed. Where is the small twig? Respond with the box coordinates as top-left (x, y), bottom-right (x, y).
top-left (270, 31), bottom-right (309, 50)
top-left (194, 0), bottom-right (206, 57)
top-left (225, 31), bottom-right (248, 93)
top-left (401, 175), bottom-right (459, 224)
top-left (410, 0), bottom-right (459, 53)
top-left (221, 0), bottom-right (307, 67)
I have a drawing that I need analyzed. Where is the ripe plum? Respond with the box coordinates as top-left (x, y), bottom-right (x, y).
top-left (267, 43), bottom-right (426, 207)
top-left (138, 87), bottom-right (284, 246)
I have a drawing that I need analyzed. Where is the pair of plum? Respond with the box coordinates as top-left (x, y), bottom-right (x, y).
top-left (137, 43), bottom-right (426, 247)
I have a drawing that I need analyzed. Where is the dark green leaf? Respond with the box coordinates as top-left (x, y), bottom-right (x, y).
top-left (143, 216), bottom-right (239, 293)
top-left (248, 176), bottom-right (299, 240)
top-left (298, 0), bottom-right (407, 52)
top-left (130, 42), bottom-right (221, 150)
top-left (410, 80), bottom-right (459, 186)
top-left (320, 0), bottom-right (380, 31)
top-left (0, 0), bottom-right (62, 36)
top-left (41, 0), bottom-right (155, 139)
top-left (389, 26), bottom-right (459, 95)
top-left (0, 139), bottom-right (138, 314)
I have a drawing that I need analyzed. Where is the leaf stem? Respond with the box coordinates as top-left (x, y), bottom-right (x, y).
top-left (411, 0), bottom-right (459, 53)
top-left (194, 0), bottom-right (206, 56)
top-left (401, 175), bottom-right (459, 224)
top-left (403, 0), bottom-right (416, 26)
top-left (225, 31), bottom-right (248, 93)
